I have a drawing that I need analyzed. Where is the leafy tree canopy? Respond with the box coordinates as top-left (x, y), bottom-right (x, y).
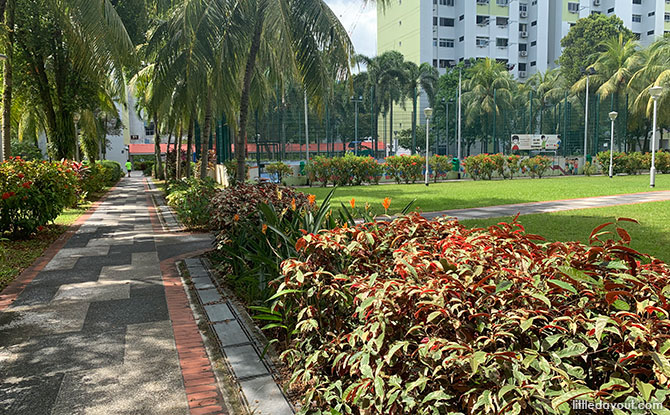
top-left (559, 14), bottom-right (634, 84)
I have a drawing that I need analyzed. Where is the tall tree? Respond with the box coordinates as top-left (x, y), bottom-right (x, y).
top-left (403, 61), bottom-right (439, 154)
top-left (559, 14), bottom-right (634, 85)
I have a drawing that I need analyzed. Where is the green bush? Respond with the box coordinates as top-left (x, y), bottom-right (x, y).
top-left (10, 140), bottom-right (43, 161)
top-left (521, 155), bottom-right (553, 178)
top-left (165, 177), bottom-right (218, 229)
top-left (0, 158), bottom-right (79, 234)
top-left (384, 155), bottom-right (423, 184)
top-left (307, 155), bottom-right (383, 186)
top-left (266, 161), bottom-right (294, 183)
top-left (428, 155), bottom-right (453, 182)
top-left (272, 214), bottom-right (670, 414)
top-left (463, 154), bottom-right (497, 180)
top-left (582, 161), bottom-right (597, 176)
top-left (98, 160), bottom-right (122, 185)
top-left (596, 151), bottom-right (625, 175)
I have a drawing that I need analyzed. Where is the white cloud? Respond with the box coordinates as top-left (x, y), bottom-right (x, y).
top-left (325, 0), bottom-right (377, 58)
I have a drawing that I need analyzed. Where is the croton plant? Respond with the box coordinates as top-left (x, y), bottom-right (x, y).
top-left (270, 214), bottom-right (670, 414)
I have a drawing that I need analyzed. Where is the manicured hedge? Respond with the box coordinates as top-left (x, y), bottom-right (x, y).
top-left (596, 151), bottom-right (670, 176)
top-left (274, 214), bottom-right (670, 414)
top-left (308, 155), bottom-right (384, 186)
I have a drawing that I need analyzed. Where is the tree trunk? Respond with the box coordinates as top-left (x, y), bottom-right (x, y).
top-left (176, 122), bottom-right (183, 180)
top-left (389, 98), bottom-right (393, 153)
top-left (164, 127), bottom-right (172, 180)
top-left (153, 113), bottom-right (164, 180)
top-left (200, 91), bottom-right (212, 179)
top-left (186, 116), bottom-right (194, 178)
top-left (237, 0), bottom-right (266, 182)
top-left (1, 0), bottom-right (14, 160)
top-left (411, 88), bottom-right (417, 155)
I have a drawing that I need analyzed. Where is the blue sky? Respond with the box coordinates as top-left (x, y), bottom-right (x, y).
top-left (325, 0), bottom-right (377, 58)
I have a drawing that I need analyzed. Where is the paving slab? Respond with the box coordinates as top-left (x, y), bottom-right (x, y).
top-left (197, 288), bottom-right (223, 304)
top-left (53, 280), bottom-right (130, 302)
top-left (224, 344), bottom-right (269, 379)
top-left (240, 375), bottom-right (294, 415)
top-left (192, 276), bottom-right (215, 290)
top-left (204, 303), bottom-right (234, 322)
top-left (213, 320), bottom-right (251, 347)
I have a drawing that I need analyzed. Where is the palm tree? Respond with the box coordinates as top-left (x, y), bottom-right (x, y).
top-left (403, 61), bottom-right (439, 154)
top-left (628, 36), bottom-right (670, 129)
top-left (13, 0), bottom-right (134, 159)
top-left (462, 58), bottom-right (514, 152)
top-left (525, 68), bottom-right (567, 134)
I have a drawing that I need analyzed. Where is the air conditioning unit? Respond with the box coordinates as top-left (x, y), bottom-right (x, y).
top-left (593, 0), bottom-right (600, 5)
top-left (478, 19), bottom-right (490, 26)
top-left (477, 42), bottom-right (489, 47)
top-left (520, 11), bottom-right (528, 18)
top-left (519, 50), bottom-right (528, 57)
top-left (520, 31), bottom-right (528, 38)
top-left (519, 71), bottom-right (527, 78)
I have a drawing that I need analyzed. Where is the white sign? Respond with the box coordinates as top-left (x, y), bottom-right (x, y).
top-left (511, 134), bottom-right (561, 151)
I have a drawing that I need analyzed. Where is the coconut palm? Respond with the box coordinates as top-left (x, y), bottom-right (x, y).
top-left (628, 36), bottom-right (670, 128)
top-left (462, 58), bottom-right (514, 151)
top-left (403, 61), bottom-right (439, 154)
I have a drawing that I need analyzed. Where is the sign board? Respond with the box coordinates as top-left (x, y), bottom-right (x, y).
top-left (511, 134), bottom-right (561, 151)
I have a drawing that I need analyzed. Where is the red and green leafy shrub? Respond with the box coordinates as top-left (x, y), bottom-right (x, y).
top-left (209, 183), bottom-right (316, 301)
top-left (271, 214), bottom-right (670, 414)
top-left (505, 154), bottom-right (521, 179)
top-left (165, 177), bottom-right (218, 229)
top-left (428, 155), bottom-right (453, 182)
top-left (596, 151), bottom-right (626, 175)
top-left (384, 155), bottom-right (423, 184)
top-left (308, 155), bottom-right (383, 186)
top-left (266, 161), bottom-right (294, 183)
top-left (0, 158), bottom-right (79, 234)
top-left (521, 155), bottom-right (553, 178)
top-left (643, 151), bottom-right (670, 174)
top-left (463, 153), bottom-right (497, 180)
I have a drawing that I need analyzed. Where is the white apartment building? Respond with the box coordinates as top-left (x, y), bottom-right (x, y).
top-left (378, 0), bottom-right (670, 80)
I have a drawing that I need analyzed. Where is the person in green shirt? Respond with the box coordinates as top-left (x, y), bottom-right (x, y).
top-left (125, 161), bottom-right (132, 177)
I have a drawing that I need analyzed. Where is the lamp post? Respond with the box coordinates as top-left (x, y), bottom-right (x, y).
top-left (608, 111), bottom-right (618, 178)
top-left (351, 95), bottom-right (363, 155)
top-left (424, 107), bottom-right (433, 186)
top-left (304, 91), bottom-right (309, 162)
top-left (583, 67), bottom-right (596, 166)
top-left (649, 86), bottom-right (663, 188)
top-left (0, 53), bottom-right (6, 163)
top-left (73, 112), bottom-right (81, 161)
top-left (457, 66), bottom-right (463, 170)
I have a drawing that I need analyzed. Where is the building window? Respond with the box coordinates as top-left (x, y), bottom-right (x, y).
top-left (145, 122), bottom-right (155, 136)
top-left (496, 0), bottom-right (509, 6)
top-left (531, 20), bottom-right (537, 26)
top-left (634, 32), bottom-right (641, 39)
top-left (531, 0), bottom-right (537, 5)
top-left (496, 17), bottom-right (509, 26)
top-left (447, 0), bottom-right (455, 5)
top-left (567, 2), bottom-right (579, 13)
top-left (476, 36), bottom-right (489, 47)
top-left (398, 41), bottom-right (402, 46)
top-left (476, 15), bottom-right (489, 25)
top-left (648, 30), bottom-right (655, 36)
top-left (399, 20), bottom-right (402, 26)
top-left (591, 11), bottom-right (600, 15)
top-left (632, 14), bottom-right (641, 22)
top-left (440, 59), bottom-right (451, 68)
top-left (439, 38), bottom-right (446, 47)
top-left (649, 11), bottom-right (655, 17)
top-left (459, 14), bottom-right (464, 20)
top-left (433, 59), bottom-right (438, 68)
top-left (519, 43), bottom-right (527, 51)
top-left (440, 17), bottom-right (455, 26)
top-left (530, 61), bottom-right (536, 66)
top-left (607, 7), bottom-right (614, 13)
top-left (459, 36), bottom-right (465, 42)
top-left (519, 23), bottom-right (528, 32)
top-left (633, 0), bottom-right (641, 4)
top-left (519, 63), bottom-right (527, 71)
top-left (496, 38), bottom-right (509, 47)
top-left (666, 13), bottom-right (670, 22)
top-left (442, 38), bottom-right (455, 47)
top-left (433, 38), bottom-right (438, 47)
top-left (433, 16), bottom-right (438, 26)
top-left (531, 40), bottom-right (537, 46)
top-left (519, 3), bottom-right (527, 12)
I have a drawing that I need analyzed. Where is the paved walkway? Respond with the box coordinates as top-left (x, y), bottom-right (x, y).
top-left (422, 190), bottom-right (670, 220)
top-left (0, 173), bottom-right (218, 414)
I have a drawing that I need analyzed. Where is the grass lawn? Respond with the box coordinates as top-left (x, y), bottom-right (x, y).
top-left (301, 175), bottom-right (670, 215)
top-left (460, 200), bottom-right (670, 263)
top-left (0, 202), bottom-right (93, 293)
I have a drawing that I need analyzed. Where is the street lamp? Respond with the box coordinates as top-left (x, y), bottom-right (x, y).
top-left (73, 112), bottom-right (81, 161)
top-left (608, 111), bottom-right (618, 178)
top-left (582, 67), bottom-right (596, 167)
top-left (351, 95), bottom-right (363, 155)
top-left (424, 107), bottom-right (433, 186)
top-left (649, 86), bottom-right (663, 188)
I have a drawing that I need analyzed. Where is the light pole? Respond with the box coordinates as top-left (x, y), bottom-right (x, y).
top-left (73, 112), bottom-right (81, 161)
top-left (457, 66), bottom-right (463, 168)
top-left (304, 91), bottom-right (309, 162)
top-left (351, 95), bottom-right (363, 155)
top-left (608, 111), bottom-right (618, 178)
top-left (424, 107), bottom-right (433, 186)
top-left (583, 67), bottom-right (596, 167)
top-left (649, 86), bottom-right (663, 188)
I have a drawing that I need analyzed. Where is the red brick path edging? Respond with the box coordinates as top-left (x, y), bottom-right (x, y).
top-left (0, 182), bottom-right (118, 311)
top-left (144, 179), bottom-right (227, 415)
